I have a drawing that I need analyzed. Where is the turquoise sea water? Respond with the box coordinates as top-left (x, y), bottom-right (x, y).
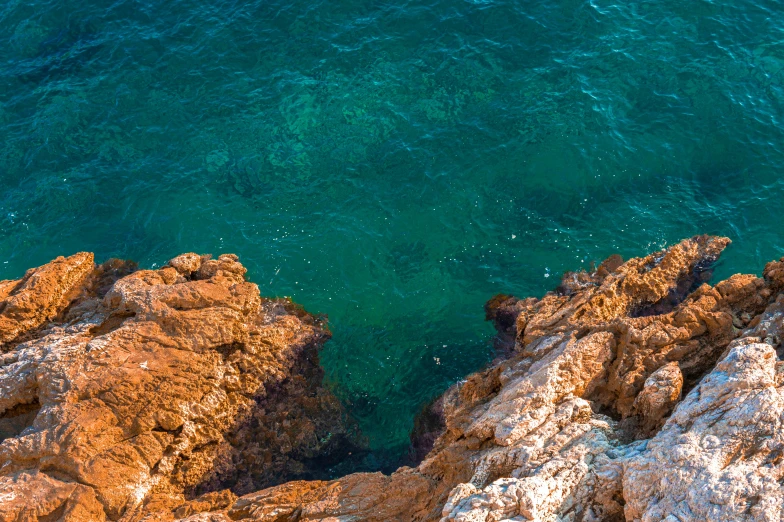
top-left (1, 0), bottom-right (784, 467)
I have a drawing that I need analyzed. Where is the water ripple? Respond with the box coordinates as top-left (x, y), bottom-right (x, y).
top-left (1, 0), bottom-right (784, 469)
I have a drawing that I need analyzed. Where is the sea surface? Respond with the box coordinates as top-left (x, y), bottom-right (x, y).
top-left (1, 0), bottom-right (784, 470)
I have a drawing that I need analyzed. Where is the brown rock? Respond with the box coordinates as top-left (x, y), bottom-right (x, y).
top-left (0, 252), bottom-right (94, 345)
top-left (8, 236), bottom-right (784, 522)
top-left (631, 361), bottom-right (683, 437)
top-left (0, 253), bottom-right (361, 521)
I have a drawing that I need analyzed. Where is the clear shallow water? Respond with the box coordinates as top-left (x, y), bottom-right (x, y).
top-left (1, 0), bottom-right (784, 467)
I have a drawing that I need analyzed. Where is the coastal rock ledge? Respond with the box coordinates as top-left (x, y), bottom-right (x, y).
top-left (2, 235), bottom-right (784, 521)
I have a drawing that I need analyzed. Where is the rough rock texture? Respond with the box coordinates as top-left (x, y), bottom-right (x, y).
top-left (174, 235), bottom-right (784, 522)
top-left (0, 253), bottom-right (362, 521)
top-left (0, 253), bottom-right (94, 345)
top-left (7, 235), bottom-right (784, 522)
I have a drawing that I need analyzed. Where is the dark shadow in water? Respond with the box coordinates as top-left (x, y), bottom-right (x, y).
top-left (13, 21), bottom-right (104, 84)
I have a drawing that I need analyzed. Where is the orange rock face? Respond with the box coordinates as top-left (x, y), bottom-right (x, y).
top-left (0, 252), bottom-right (94, 345)
top-left (0, 253), bottom-right (360, 521)
top-left (5, 236), bottom-right (784, 522)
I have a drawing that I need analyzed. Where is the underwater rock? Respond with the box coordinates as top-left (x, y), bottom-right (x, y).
top-left (0, 252), bottom-right (361, 521)
top-left (7, 235), bottom-right (784, 521)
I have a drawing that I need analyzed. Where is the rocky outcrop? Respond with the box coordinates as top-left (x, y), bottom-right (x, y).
top-left (172, 235), bottom-right (784, 522)
top-left (0, 253), bottom-right (361, 521)
top-left (5, 235), bottom-right (784, 522)
top-left (0, 252), bottom-right (94, 345)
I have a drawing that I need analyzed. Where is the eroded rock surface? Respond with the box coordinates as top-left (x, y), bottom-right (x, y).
top-left (179, 235), bottom-right (784, 522)
top-left (6, 235), bottom-right (784, 522)
top-left (0, 253), bottom-right (361, 521)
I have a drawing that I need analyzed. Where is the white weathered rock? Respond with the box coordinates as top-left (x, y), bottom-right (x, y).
top-left (623, 340), bottom-right (784, 522)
